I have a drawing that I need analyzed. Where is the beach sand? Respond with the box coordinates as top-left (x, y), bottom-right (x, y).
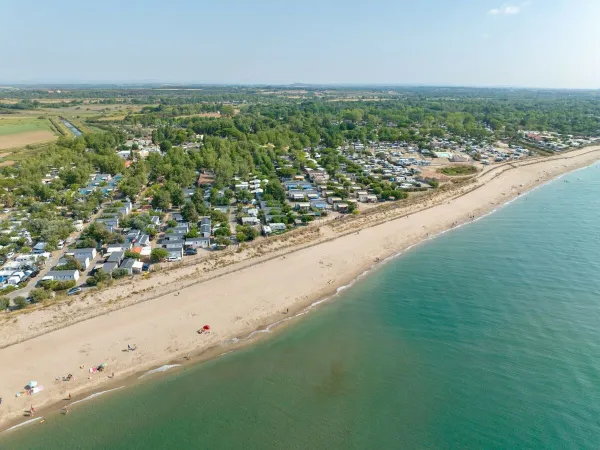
top-left (1, 147), bottom-right (599, 431)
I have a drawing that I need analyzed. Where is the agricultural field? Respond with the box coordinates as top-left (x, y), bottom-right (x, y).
top-left (0, 116), bottom-right (57, 150)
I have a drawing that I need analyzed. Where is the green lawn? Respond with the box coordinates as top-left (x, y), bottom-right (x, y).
top-left (0, 117), bottom-right (53, 136)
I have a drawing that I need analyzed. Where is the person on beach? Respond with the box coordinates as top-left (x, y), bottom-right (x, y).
top-left (30, 405), bottom-right (35, 416)
top-left (68, 393), bottom-right (72, 401)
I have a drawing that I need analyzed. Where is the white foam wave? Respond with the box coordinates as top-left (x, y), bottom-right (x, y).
top-left (70, 386), bottom-right (125, 406)
top-left (3, 417), bottom-right (43, 433)
top-left (138, 364), bottom-right (181, 379)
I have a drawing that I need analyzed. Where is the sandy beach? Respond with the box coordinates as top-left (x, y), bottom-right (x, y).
top-left (1, 146), bottom-right (600, 431)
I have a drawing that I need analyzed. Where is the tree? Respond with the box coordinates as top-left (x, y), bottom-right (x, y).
top-left (170, 189), bottom-right (185, 208)
top-left (14, 296), bottom-right (27, 309)
top-left (265, 179), bottom-right (286, 203)
top-left (151, 248), bottom-right (169, 262)
top-left (151, 189), bottom-right (170, 210)
top-left (55, 256), bottom-right (83, 271)
top-left (181, 202), bottom-right (199, 223)
top-left (160, 141), bottom-right (173, 152)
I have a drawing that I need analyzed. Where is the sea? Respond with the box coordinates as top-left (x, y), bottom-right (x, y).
top-left (4, 163), bottom-right (600, 449)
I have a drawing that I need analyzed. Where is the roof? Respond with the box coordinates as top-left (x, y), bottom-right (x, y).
top-left (47, 270), bottom-right (78, 277)
top-left (120, 258), bottom-right (136, 269)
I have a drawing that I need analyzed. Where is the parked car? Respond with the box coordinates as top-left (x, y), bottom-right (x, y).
top-left (185, 248), bottom-right (198, 256)
top-left (142, 263), bottom-right (150, 272)
top-left (67, 287), bottom-right (82, 296)
top-left (6, 252), bottom-right (14, 259)
top-left (167, 256), bottom-right (181, 262)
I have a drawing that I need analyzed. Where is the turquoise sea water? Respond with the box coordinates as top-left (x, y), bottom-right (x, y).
top-left (5, 164), bottom-right (600, 449)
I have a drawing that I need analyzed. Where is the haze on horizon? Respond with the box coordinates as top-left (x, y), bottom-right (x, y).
top-left (3, 0), bottom-right (599, 89)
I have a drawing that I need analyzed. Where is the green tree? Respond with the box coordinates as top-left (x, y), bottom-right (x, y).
top-left (151, 189), bottom-right (170, 210)
top-left (151, 248), bottom-right (169, 262)
top-left (181, 202), bottom-right (199, 223)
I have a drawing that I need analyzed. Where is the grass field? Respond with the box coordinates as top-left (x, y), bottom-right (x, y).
top-left (438, 165), bottom-right (478, 176)
top-left (0, 117), bottom-right (57, 150)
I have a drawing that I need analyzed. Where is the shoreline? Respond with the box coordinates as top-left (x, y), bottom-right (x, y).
top-left (2, 147), bottom-right (600, 434)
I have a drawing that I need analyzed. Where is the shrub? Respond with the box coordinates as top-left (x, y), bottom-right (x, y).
top-left (13, 296), bottom-right (27, 309)
top-left (0, 296), bottom-right (9, 310)
top-left (111, 268), bottom-right (129, 279)
top-left (29, 288), bottom-right (52, 303)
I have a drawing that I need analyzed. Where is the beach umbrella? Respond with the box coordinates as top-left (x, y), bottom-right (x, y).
top-left (28, 381), bottom-right (38, 388)
top-left (203, 325), bottom-right (210, 330)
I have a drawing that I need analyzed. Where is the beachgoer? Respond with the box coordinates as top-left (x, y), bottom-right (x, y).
top-left (68, 393), bottom-right (72, 401)
top-left (30, 405), bottom-right (35, 416)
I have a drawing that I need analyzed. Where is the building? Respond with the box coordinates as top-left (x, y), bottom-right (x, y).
top-left (71, 248), bottom-right (97, 261)
top-left (200, 217), bottom-right (211, 238)
top-left (107, 251), bottom-right (125, 264)
top-left (119, 258), bottom-right (143, 275)
top-left (45, 270), bottom-right (80, 282)
top-left (185, 237), bottom-right (211, 249)
top-left (32, 242), bottom-right (47, 254)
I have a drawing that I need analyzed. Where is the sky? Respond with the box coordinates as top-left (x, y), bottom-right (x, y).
top-left (2, 0), bottom-right (599, 88)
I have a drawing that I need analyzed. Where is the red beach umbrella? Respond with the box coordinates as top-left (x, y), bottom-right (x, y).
top-left (203, 325), bottom-right (210, 330)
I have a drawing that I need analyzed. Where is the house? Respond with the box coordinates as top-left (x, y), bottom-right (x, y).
top-left (59, 256), bottom-right (90, 270)
top-left (101, 262), bottom-right (119, 273)
top-left (327, 197), bottom-right (342, 205)
top-left (96, 217), bottom-right (119, 232)
top-left (107, 251), bottom-right (125, 264)
top-left (73, 220), bottom-right (84, 232)
top-left (159, 239), bottom-right (186, 249)
top-left (200, 217), bottom-right (211, 238)
top-left (32, 242), bottom-right (47, 254)
top-left (71, 248), bottom-right (97, 261)
top-left (295, 202), bottom-right (311, 211)
top-left (171, 213), bottom-right (185, 223)
top-left (45, 270), bottom-right (80, 282)
top-left (185, 237), bottom-right (211, 249)
top-left (357, 191), bottom-right (369, 202)
top-left (149, 216), bottom-right (161, 227)
top-left (119, 258), bottom-right (143, 275)
top-left (334, 203), bottom-right (349, 213)
top-left (366, 195), bottom-right (378, 203)
top-left (167, 247), bottom-right (184, 259)
top-left (106, 243), bottom-right (129, 254)
top-left (269, 223), bottom-right (287, 232)
top-left (241, 217), bottom-right (260, 226)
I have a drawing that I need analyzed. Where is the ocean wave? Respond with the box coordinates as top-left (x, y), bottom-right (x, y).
top-left (138, 365), bottom-right (181, 379)
top-left (3, 417), bottom-right (43, 433)
top-left (70, 386), bottom-right (125, 406)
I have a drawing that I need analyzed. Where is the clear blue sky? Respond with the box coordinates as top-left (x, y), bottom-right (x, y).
top-left (3, 0), bottom-right (599, 88)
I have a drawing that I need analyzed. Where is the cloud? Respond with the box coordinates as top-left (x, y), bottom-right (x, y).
top-left (488, 2), bottom-right (530, 16)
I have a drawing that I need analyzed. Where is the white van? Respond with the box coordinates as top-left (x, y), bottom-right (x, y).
top-left (57, 240), bottom-right (65, 250)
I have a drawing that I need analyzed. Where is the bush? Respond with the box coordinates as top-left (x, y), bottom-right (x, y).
top-left (87, 269), bottom-right (111, 286)
top-left (29, 288), bottom-right (52, 303)
top-left (0, 296), bottom-right (9, 310)
top-left (111, 268), bottom-right (129, 279)
top-left (124, 250), bottom-right (141, 260)
top-left (13, 296), bottom-right (27, 309)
